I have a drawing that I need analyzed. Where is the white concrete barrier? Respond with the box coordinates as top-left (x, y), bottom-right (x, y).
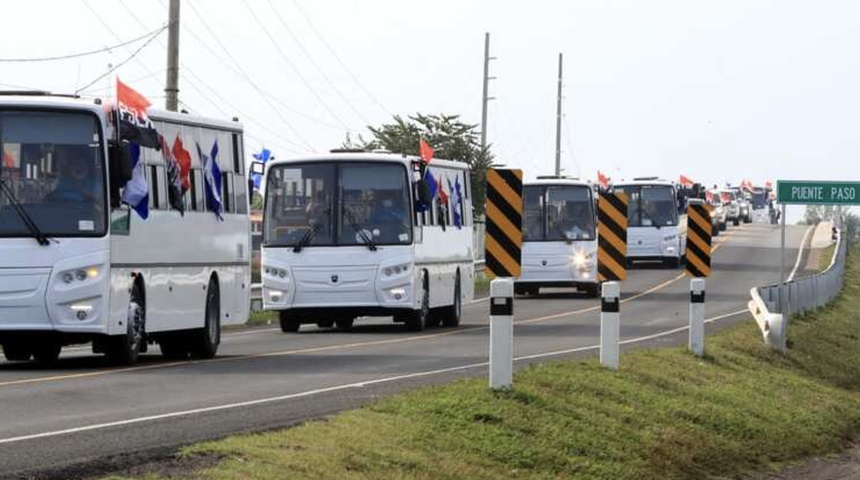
top-left (489, 278), bottom-right (514, 389)
top-left (600, 282), bottom-right (620, 370)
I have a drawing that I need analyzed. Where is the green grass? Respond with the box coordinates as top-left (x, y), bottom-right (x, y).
top-left (819, 242), bottom-right (838, 272)
top-left (474, 274), bottom-right (491, 298)
top-left (120, 251), bottom-right (860, 480)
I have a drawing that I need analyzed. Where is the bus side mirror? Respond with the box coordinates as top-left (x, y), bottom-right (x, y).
top-left (250, 161), bottom-right (265, 175)
top-left (108, 143), bottom-right (133, 208)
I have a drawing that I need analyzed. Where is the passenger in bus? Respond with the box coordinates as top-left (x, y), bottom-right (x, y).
top-left (305, 190), bottom-right (329, 225)
top-left (643, 202), bottom-right (672, 226)
top-left (46, 146), bottom-right (101, 205)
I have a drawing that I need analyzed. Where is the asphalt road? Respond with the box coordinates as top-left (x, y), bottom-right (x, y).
top-left (0, 223), bottom-right (809, 479)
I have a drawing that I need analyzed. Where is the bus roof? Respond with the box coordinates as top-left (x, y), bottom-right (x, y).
top-left (0, 93), bottom-right (243, 132)
top-left (525, 178), bottom-right (591, 188)
top-left (613, 178), bottom-right (675, 188)
top-left (267, 152), bottom-right (470, 171)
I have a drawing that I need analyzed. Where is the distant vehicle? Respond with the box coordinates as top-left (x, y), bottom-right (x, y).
top-left (0, 94), bottom-right (251, 365)
top-left (516, 177), bottom-right (598, 297)
top-left (719, 190), bottom-right (742, 226)
top-left (708, 190), bottom-right (728, 232)
top-left (749, 187), bottom-right (771, 223)
top-left (730, 187), bottom-right (752, 223)
top-left (258, 152), bottom-right (473, 332)
top-left (611, 178), bottom-right (686, 268)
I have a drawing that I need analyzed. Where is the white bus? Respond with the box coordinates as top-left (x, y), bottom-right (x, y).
top-left (515, 177), bottom-right (599, 297)
top-left (0, 94), bottom-right (250, 365)
top-left (611, 178), bottom-right (686, 268)
top-left (259, 151), bottom-right (474, 332)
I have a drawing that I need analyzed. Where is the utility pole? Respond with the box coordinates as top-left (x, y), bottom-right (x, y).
top-left (165, 0), bottom-right (181, 111)
top-left (480, 32), bottom-right (495, 152)
top-left (554, 52), bottom-right (563, 176)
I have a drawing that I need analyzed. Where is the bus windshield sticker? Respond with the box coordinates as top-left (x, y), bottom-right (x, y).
top-left (79, 220), bottom-right (95, 231)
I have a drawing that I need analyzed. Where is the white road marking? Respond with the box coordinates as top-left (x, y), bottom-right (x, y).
top-left (0, 308), bottom-right (750, 446)
top-left (788, 226), bottom-right (814, 282)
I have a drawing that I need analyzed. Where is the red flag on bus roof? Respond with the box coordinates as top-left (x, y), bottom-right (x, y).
top-left (597, 170), bottom-right (610, 189)
top-left (419, 138), bottom-right (434, 165)
top-left (679, 174), bottom-right (694, 188)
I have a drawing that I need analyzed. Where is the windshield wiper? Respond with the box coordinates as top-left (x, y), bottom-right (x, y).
top-left (342, 205), bottom-right (377, 251)
top-left (293, 222), bottom-right (322, 253)
top-left (0, 179), bottom-right (52, 246)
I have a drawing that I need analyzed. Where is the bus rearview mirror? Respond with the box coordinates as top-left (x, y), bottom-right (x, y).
top-left (250, 161), bottom-right (265, 175)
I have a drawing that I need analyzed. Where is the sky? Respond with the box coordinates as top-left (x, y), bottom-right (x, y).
top-left (2, 0), bottom-right (859, 223)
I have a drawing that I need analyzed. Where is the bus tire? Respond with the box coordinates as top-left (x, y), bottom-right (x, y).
top-left (405, 274), bottom-right (430, 332)
top-left (584, 284), bottom-right (600, 298)
top-left (32, 343), bottom-right (62, 366)
top-left (441, 273), bottom-right (462, 328)
top-left (279, 312), bottom-right (301, 333)
top-left (2, 344), bottom-right (31, 362)
top-left (107, 282), bottom-right (145, 366)
top-left (664, 257), bottom-right (680, 269)
top-left (733, 218), bottom-right (740, 227)
top-left (190, 279), bottom-right (221, 359)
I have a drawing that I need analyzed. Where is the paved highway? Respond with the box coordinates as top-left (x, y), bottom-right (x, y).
top-left (0, 224), bottom-right (809, 479)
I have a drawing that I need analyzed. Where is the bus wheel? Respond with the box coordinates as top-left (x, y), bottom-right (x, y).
top-left (664, 257), bottom-right (680, 269)
top-left (279, 312), bottom-right (301, 333)
top-left (2, 344), bottom-right (31, 362)
top-left (32, 343), bottom-right (62, 365)
top-left (405, 275), bottom-right (430, 332)
top-left (335, 317), bottom-right (354, 331)
top-left (441, 273), bottom-right (461, 328)
top-left (191, 280), bottom-right (221, 359)
top-left (107, 283), bottom-right (145, 366)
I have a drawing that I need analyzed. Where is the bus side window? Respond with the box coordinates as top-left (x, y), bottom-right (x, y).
top-left (149, 165), bottom-right (161, 210)
top-left (222, 171), bottom-right (234, 213)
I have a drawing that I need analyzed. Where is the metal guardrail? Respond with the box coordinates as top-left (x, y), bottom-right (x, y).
top-left (748, 229), bottom-right (847, 351)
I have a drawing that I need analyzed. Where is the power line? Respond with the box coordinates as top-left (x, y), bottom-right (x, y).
top-left (80, 0), bottom-right (164, 93)
top-left (291, 0), bottom-right (392, 117)
top-left (241, 0), bottom-right (351, 131)
top-left (180, 0), bottom-right (316, 149)
top-left (117, 0), bottom-right (315, 151)
top-left (75, 26), bottom-right (167, 94)
top-left (0, 26), bottom-right (167, 63)
top-left (265, 0), bottom-right (371, 126)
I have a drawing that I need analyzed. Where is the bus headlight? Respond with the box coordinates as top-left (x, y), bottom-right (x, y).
top-left (569, 251), bottom-right (595, 270)
top-left (264, 266), bottom-right (289, 279)
top-left (60, 266), bottom-right (100, 284)
top-left (383, 264), bottom-right (410, 277)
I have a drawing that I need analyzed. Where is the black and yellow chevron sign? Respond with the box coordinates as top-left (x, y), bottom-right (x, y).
top-left (685, 204), bottom-right (713, 277)
top-left (598, 192), bottom-right (628, 282)
top-left (485, 168), bottom-right (523, 279)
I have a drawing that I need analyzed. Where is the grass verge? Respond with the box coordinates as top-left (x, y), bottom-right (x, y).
top-left (126, 251), bottom-right (860, 480)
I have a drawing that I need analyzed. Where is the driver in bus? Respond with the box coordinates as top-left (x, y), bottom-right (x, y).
top-left (370, 190), bottom-right (407, 242)
top-left (561, 201), bottom-right (592, 240)
top-left (305, 190), bottom-right (329, 225)
top-left (46, 146), bottom-right (101, 204)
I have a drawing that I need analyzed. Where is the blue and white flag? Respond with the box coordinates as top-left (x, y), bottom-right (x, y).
top-left (199, 141), bottom-right (224, 221)
top-left (451, 176), bottom-right (463, 228)
top-left (120, 143), bottom-right (149, 220)
top-left (251, 148), bottom-right (271, 190)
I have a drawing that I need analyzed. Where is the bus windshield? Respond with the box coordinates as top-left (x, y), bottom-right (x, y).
top-left (0, 110), bottom-right (107, 237)
top-left (523, 185), bottom-right (595, 241)
top-left (264, 161), bottom-right (412, 247)
top-left (614, 184), bottom-right (678, 227)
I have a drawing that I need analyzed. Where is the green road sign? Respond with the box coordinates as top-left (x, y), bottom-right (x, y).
top-left (777, 180), bottom-right (860, 205)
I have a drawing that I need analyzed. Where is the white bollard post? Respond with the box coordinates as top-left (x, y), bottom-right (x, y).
top-left (689, 278), bottom-right (706, 357)
top-left (600, 281), bottom-right (620, 370)
top-left (489, 278), bottom-right (514, 389)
